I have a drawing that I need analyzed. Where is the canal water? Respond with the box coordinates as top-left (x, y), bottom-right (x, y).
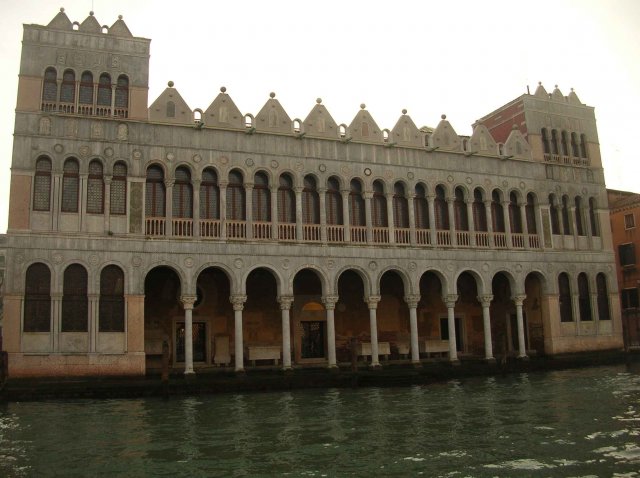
top-left (1, 365), bottom-right (639, 477)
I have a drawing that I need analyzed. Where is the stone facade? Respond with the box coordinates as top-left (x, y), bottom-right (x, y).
top-left (1, 9), bottom-right (623, 377)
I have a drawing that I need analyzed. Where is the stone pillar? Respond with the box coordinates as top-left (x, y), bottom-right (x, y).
top-left (181, 295), bottom-right (197, 375)
top-left (364, 191), bottom-right (373, 243)
top-left (294, 187), bottom-right (303, 241)
top-left (341, 189), bottom-right (351, 242)
top-left (444, 294), bottom-right (459, 362)
top-left (164, 179), bottom-right (174, 237)
top-left (514, 295), bottom-right (528, 359)
top-left (230, 295), bottom-right (247, 372)
top-left (366, 295), bottom-right (381, 367)
top-left (110, 84), bottom-right (116, 115)
top-left (52, 293), bottom-right (62, 352)
top-left (447, 197), bottom-right (457, 246)
top-left (408, 193), bottom-right (417, 245)
top-left (484, 199), bottom-right (494, 247)
top-left (278, 296), bottom-right (294, 370)
top-left (322, 295), bottom-right (339, 368)
top-left (405, 295), bottom-right (421, 364)
top-left (219, 180), bottom-right (228, 239)
top-left (427, 193), bottom-right (437, 245)
top-left (386, 193), bottom-right (395, 244)
top-left (80, 173), bottom-right (88, 232)
top-left (271, 185), bottom-right (279, 240)
top-left (478, 294), bottom-right (494, 361)
top-left (88, 293), bottom-right (99, 353)
top-left (244, 182), bottom-right (253, 240)
top-left (466, 199), bottom-right (476, 246)
top-left (319, 187), bottom-right (328, 242)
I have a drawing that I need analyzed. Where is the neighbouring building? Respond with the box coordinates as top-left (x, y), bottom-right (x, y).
top-left (608, 189), bottom-right (640, 348)
top-left (1, 8), bottom-right (623, 378)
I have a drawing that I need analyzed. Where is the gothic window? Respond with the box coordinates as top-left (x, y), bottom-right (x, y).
top-left (253, 172), bottom-right (271, 222)
top-left (110, 162), bottom-right (127, 215)
top-left (393, 182), bottom-right (408, 228)
top-left (589, 198), bottom-right (599, 236)
top-left (372, 180), bottom-right (387, 227)
top-left (561, 195), bottom-right (571, 235)
top-left (577, 273), bottom-right (592, 321)
top-left (509, 192), bottom-right (522, 233)
top-left (99, 265), bottom-right (125, 332)
top-left (571, 132), bottom-right (580, 157)
top-left (414, 184), bottom-right (429, 230)
top-left (87, 160), bottom-right (104, 214)
top-left (60, 69), bottom-right (75, 103)
top-left (61, 158), bottom-right (79, 213)
top-left (42, 67), bottom-right (57, 103)
top-left (115, 75), bottom-right (129, 114)
top-left (541, 128), bottom-right (550, 155)
top-left (227, 170), bottom-right (245, 220)
top-left (61, 264), bottom-right (88, 332)
top-left (472, 188), bottom-right (487, 231)
top-left (596, 273), bottom-right (610, 321)
top-left (145, 165), bottom-right (166, 217)
top-left (79, 71), bottom-right (93, 105)
top-left (526, 193), bottom-right (537, 234)
top-left (326, 177), bottom-right (343, 225)
top-left (302, 175), bottom-right (320, 224)
top-left (173, 167), bottom-right (193, 218)
top-left (97, 73), bottom-right (112, 106)
top-left (574, 196), bottom-right (585, 236)
top-left (550, 129), bottom-right (559, 155)
top-left (33, 157), bottom-right (52, 211)
top-left (454, 187), bottom-right (468, 231)
top-left (435, 185), bottom-right (449, 230)
top-left (491, 190), bottom-right (505, 232)
top-left (200, 168), bottom-right (219, 220)
top-left (349, 179), bottom-right (365, 227)
top-left (23, 263), bottom-right (51, 332)
top-left (558, 273), bottom-right (573, 322)
top-left (278, 174), bottom-right (295, 223)
top-left (166, 101), bottom-right (176, 118)
top-left (549, 194), bottom-right (560, 235)
top-left (560, 131), bottom-right (569, 156)
top-left (580, 134), bottom-right (588, 158)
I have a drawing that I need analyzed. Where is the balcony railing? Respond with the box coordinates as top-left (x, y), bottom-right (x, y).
top-left (372, 227), bottom-right (389, 244)
top-left (511, 233), bottom-right (525, 249)
top-left (351, 226), bottom-right (367, 243)
top-left (436, 230), bottom-right (451, 246)
top-left (327, 225), bottom-right (344, 242)
top-left (416, 229), bottom-right (431, 246)
top-left (278, 223), bottom-right (296, 241)
top-left (146, 217), bottom-right (166, 236)
top-left (528, 234), bottom-right (541, 249)
top-left (227, 221), bottom-right (246, 240)
top-left (253, 221), bottom-right (272, 240)
top-left (200, 219), bottom-right (221, 238)
top-left (456, 231), bottom-right (471, 247)
top-left (395, 228), bottom-right (410, 245)
top-left (303, 224), bottom-right (322, 242)
top-left (173, 218), bottom-right (193, 237)
top-left (475, 232), bottom-right (489, 247)
top-left (494, 232), bottom-right (507, 249)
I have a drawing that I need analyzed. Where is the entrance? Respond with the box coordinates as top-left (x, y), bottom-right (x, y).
top-left (176, 322), bottom-right (207, 363)
top-left (301, 321), bottom-right (325, 359)
top-left (440, 317), bottom-right (464, 352)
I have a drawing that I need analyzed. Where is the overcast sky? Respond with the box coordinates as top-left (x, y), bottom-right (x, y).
top-left (1, 0), bottom-right (639, 232)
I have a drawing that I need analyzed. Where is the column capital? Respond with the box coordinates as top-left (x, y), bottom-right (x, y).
top-left (294, 186), bottom-right (304, 194)
top-left (104, 176), bottom-right (112, 185)
top-left (244, 182), bottom-right (254, 189)
top-left (164, 179), bottom-right (175, 188)
top-left (477, 294), bottom-right (494, 307)
top-left (219, 180), bottom-right (229, 188)
top-left (404, 295), bottom-right (421, 309)
top-left (513, 294), bottom-right (526, 306)
top-left (322, 295), bottom-right (339, 309)
top-left (192, 179), bottom-right (201, 187)
top-left (181, 295), bottom-right (197, 309)
top-left (230, 294), bottom-right (247, 311)
top-left (363, 191), bottom-right (374, 200)
top-left (87, 293), bottom-right (99, 300)
top-left (277, 295), bottom-right (295, 310)
top-left (318, 187), bottom-right (327, 194)
top-left (443, 294), bottom-right (459, 308)
top-left (51, 293), bottom-right (64, 300)
top-left (483, 199), bottom-right (492, 206)
top-left (365, 295), bottom-right (381, 309)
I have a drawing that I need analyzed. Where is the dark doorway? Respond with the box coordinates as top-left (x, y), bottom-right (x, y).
top-left (440, 317), bottom-right (464, 352)
top-left (176, 322), bottom-right (207, 363)
top-left (301, 321), bottom-right (325, 359)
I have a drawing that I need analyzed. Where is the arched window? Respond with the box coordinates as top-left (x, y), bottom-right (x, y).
top-left (578, 273), bottom-right (592, 321)
top-left (589, 198), bottom-right (599, 237)
top-left (558, 273), bottom-right (573, 322)
top-left (575, 196), bottom-right (585, 236)
top-left (115, 75), bottom-right (129, 106)
top-left (166, 101), bottom-right (176, 118)
top-left (550, 129), bottom-right (559, 155)
top-left (349, 179), bottom-right (365, 227)
top-left (393, 182), bottom-right (408, 228)
top-left (278, 174), bottom-right (295, 223)
top-left (454, 187), bottom-right (468, 231)
top-left (561, 195), bottom-right (571, 235)
top-left (509, 192), bottom-right (522, 233)
top-left (541, 128), bottom-right (550, 155)
top-left (414, 184), bottom-right (429, 229)
top-left (99, 265), bottom-right (125, 332)
top-left (372, 180), bottom-right (387, 227)
top-left (61, 158), bottom-right (79, 213)
top-left (24, 263), bottom-right (51, 332)
top-left (87, 160), bottom-right (104, 214)
top-left (549, 194), bottom-right (560, 235)
top-left (60, 69), bottom-right (75, 104)
top-left (173, 167), bottom-right (193, 218)
top-left (571, 132), bottom-right (580, 157)
top-left (97, 73), bottom-right (112, 107)
top-left (253, 172), bottom-right (271, 222)
top-left (61, 264), bottom-right (88, 332)
top-left (491, 190), bottom-right (505, 232)
top-left (560, 131), bottom-right (569, 156)
top-left (596, 273), bottom-right (610, 321)
top-left (326, 177), bottom-right (343, 225)
top-left (580, 134), bottom-right (588, 158)
top-left (42, 67), bottom-right (58, 103)
top-left (79, 71), bottom-right (93, 105)
top-left (33, 157), bottom-right (52, 211)
top-left (200, 168), bottom-right (219, 220)
top-left (145, 165), bottom-right (165, 217)
top-left (110, 162), bottom-right (127, 215)
top-left (526, 193), bottom-right (537, 234)
top-left (435, 185), bottom-right (449, 230)
top-left (472, 188), bottom-right (487, 232)
top-left (227, 170), bottom-right (245, 220)
top-left (302, 175), bottom-right (319, 224)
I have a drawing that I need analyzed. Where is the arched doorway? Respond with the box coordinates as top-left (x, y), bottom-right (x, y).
top-left (524, 273), bottom-right (546, 355)
top-left (244, 268), bottom-right (281, 366)
top-left (292, 269), bottom-right (325, 363)
top-left (378, 271), bottom-right (408, 359)
top-left (418, 271), bottom-right (454, 356)
top-left (456, 271), bottom-right (483, 356)
top-left (195, 267), bottom-right (233, 366)
top-left (335, 270), bottom-right (369, 362)
top-left (490, 272), bottom-right (516, 358)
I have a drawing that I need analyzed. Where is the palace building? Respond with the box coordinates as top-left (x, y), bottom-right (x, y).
top-left (1, 9), bottom-right (623, 377)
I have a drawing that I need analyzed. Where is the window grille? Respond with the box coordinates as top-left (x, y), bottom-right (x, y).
top-left (491, 191), bottom-right (504, 232)
top-left (326, 177), bottom-right (342, 225)
top-left (42, 67), bottom-right (57, 102)
top-left (372, 181), bottom-right (387, 227)
top-left (454, 188), bottom-right (468, 231)
top-left (24, 263), bottom-right (51, 332)
top-left (62, 159), bottom-right (79, 213)
top-left (60, 70), bottom-right (75, 103)
top-left (525, 194), bottom-right (537, 233)
top-left (110, 162), bottom-right (127, 215)
top-left (472, 189), bottom-right (486, 232)
top-left (115, 75), bottom-right (129, 108)
top-left (172, 167), bottom-right (193, 218)
top-left (414, 185), bottom-right (429, 230)
top-left (302, 175), bottom-right (319, 224)
top-left (61, 264), bottom-right (88, 332)
top-left (278, 174), bottom-right (295, 223)
top-left (99, 265), bottom-right (125, 332)
top-left (435, 186), bottom-right (449, 230)
top-left (199, 168), bottom-right (219, 219)
top-left (145, 165), bottom-right (165, 217)
top-left (33, 157), bottom-right (52, 211)
top-left (393, 183), bottom-right (408, 228)
top-left (226, 170), bottom-right (245, 220)
top-left (253, 172), bottom-right (271, 221)
top-left (87, 160), bottom-right (104, 214)
top-left (349, 180), bottom-right (365, 227)
top-left (97, 73), bottom-right (112, 106)
top-left (79, 71), bottom-right (93, 104)
top-left (509, 192), bottom-right (522, 233)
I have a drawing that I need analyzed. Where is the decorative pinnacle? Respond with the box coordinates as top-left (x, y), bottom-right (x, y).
top-left (118, 15), bottom-right (123, 20)
top-left (90, 11), bottom-right (94, 16)
top-left (270, 92), bottom-right (276, 98)
top-left (168, 81), bottom-right (174, 87)
top-left (402, 109), bottom-right (407, 115)
top-left (441, 114), bottom-right (447, 120)
top-left (360, 103), bottom-right (366, 109)
top-left (512, 124), bottom-right (519, 130)
top-left (316, 98), bottom-right (322, 104)
top-left (220, 86), bottom-right (227, 93)
top-left (538, 81), bottom-right (542, 85)
top-left (60, 7), bottom-right (65, 12)
top-left (555, 84), bottom-right (558, 88)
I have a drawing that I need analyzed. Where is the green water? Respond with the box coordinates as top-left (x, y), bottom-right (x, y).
top-left (1, 365), bottom-right (639, 477)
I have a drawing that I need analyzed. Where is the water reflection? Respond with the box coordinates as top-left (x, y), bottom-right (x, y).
top-left (1, 364), bottom-right (640, 476)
